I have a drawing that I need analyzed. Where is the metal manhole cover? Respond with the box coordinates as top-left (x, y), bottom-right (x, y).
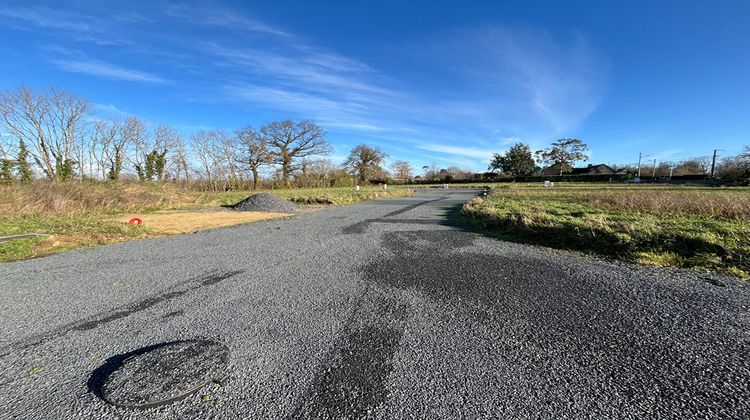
top-left (91, 339), bottom-right (230, 409)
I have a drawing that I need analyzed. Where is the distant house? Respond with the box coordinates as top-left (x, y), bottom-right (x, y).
top-left (539, 163), bottom-right (571, 176)
top-left (571, 164), bottom-right (616, 176)
top-left (539, 163), bottom-right (616, 176)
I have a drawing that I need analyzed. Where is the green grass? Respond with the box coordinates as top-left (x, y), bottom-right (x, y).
top-left (462, 184), bottom-right (750, 279)
top-left (0, 215), bottom-right (151, 261)
top-left (0, 184), bottom-right (413, 262)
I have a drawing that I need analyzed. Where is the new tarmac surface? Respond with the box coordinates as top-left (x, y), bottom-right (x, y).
top-left (0, 189), bottom-right (748, 419)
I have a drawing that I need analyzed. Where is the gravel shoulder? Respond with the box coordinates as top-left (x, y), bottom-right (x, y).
top-left (0, 189), bottom-right (748, 419)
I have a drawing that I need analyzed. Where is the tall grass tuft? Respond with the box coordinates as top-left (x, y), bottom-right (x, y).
top-left (0, 182), bottom-right (196, 216)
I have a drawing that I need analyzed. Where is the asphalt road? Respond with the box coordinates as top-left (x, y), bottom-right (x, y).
top-left (0, 189), bottom-right (748, 419)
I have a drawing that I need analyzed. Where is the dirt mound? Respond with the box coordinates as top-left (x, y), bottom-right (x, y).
top-left (232, 193), bottom-right (297, 213)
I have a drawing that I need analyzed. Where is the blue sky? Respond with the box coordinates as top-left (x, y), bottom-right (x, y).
top-left (1, 0), bottom-right (749, 171)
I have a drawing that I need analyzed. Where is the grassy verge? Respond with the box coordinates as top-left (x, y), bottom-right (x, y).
top-left (0, 183), bottom-right (412, 262)
top-left (462, 184), bottom-right (750, 279)
top-left (196, 186), bottom-right (413, 206)
top-left (0, 216), bottom-right (151, 261)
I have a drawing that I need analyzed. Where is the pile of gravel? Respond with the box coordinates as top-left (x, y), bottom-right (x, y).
top-left (232, 193), bottom-right (297, 213)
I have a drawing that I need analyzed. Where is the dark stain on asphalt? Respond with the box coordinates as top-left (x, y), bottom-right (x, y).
top-left (701, 276), bottom-right (726, 287)
top-left (292, 288), bottom-right (409, 419)
top-left (73, 291), bottom-right (187, 332)
top-left (201, 270), bottom-right (245, 286)
top-left (162, 310), bottom-right (185, 319)
top-left (343, 218), bottom-right (446, 234)
top-left (2, 270), bottom-right (245, 353)
top-left (382, 229), bottom-right (476, 252)
top-left (362, 228), bottom-right (750, 417)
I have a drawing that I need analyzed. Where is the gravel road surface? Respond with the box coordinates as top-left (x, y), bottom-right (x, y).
top-left (0, 189), bottom-right (748, 419)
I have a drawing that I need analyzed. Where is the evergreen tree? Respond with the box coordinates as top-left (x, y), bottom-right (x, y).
top-left (55, 155), bottom-right (76, 181)
top-left (108, 151), bottom-right (122, 181)
top-left (535, 138), bottom-right (590, 175)
top-left (16, 140), bottom-right (32, 181)
top-left (144, 150), bottom-right (156, 181)
top-left (489, 143), bottom-right (536, 177)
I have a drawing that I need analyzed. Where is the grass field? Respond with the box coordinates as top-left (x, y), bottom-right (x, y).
top-left (462, 183), bottom-right (750, 278)
top-left (0, 182), bottom-right (412, 261)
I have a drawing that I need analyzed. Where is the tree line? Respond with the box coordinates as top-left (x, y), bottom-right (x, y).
top-left (488, 139), bottom-right (750, 180)
top-left (0, 86), bottom-right (427, 190)
top-left (4, 86), bottom-right (746, 188)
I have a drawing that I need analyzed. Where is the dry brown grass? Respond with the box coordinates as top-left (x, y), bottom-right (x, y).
top-left (0, 181), bottom-right (196, 216)
top-left (104, 209), bottom-right (290, 234)
top-left (0, 182), bottom-right (415, 217)
top-left (496, 185), bottom-right (750, 220)
top-left (464, 184), bottom-right (750, 278)
top-left (577, 190), bottom-right (750, 219)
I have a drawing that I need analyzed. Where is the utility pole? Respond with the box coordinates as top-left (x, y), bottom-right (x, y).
top-left (652, 159), bottom-right (657, 178)
top-left (710, 149), bottom-right (718, 179)
top-left (637, 152), bottom-right (643, 178)
top-left (669, 166), bottom-right (674, 180)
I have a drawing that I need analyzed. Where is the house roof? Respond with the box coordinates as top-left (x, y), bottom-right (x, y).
top-left (540, 163), bottom-right (570, 175)
top-left (539, 163), bottom-right (616, 176)
top-left (570, 164), bottom-right (615, 175)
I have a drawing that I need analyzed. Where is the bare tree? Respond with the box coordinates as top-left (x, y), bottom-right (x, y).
top-left (422, 162), bottom-right (440, 181)
top-left (391, 160), bottom-right (413, 182)
top-left (90, 120), bottom-right (116, 179)
top-left (674, 157), bottom-right (710, 176)
top-left (444, 166), bottom-right (473, 180)
top-left (121, 117), bottom-right (151, 180)
top-left (191, 130), bottom-right (231, 191)
top-left (191, 130), bottom-right (214, 188)
top-left (103, 117), bottom-right (145, 180)
top-left (217, 131), bottom-right (241, 190)
top-left (0, 135), bottom-right (17, 162)
top-left (170, 133), bottom-right (191, 183)
top-left (261, 120), bottom-right (331, 187)
top-left (0, 86), bottom-right (90, 181)
top-left (236, 125), bottom-right (271, 190)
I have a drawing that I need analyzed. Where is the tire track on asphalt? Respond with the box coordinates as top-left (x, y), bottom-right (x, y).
top-left (0, 270), bottom-right (245, 356)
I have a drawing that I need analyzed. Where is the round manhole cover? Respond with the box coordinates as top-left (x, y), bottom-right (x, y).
top-left (93, 339), bottom-right (229, 409)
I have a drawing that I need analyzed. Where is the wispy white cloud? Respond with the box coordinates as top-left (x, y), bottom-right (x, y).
top-left (415, 144), bottom-right (493, 161)
top-left (434, 26), bottom-right (608, 137)
top-left (1, 2), bottom-right (611, 171)
top-left (226, 84), bottom-right (348, 116)
top-left (321, 122), bottom-right (390, 132)
top-left (0, 6), bottom-right (93, 32)
top-left (52, 59), bottom-right (167, 84)
top-left (164, 5), bottom-right (289, 37)
top-left (91, 103), bottom-right (130, 119)
top-left (205, 43), bottom-right (388, 100)
top-left (0, 5), bottom-right (133, 46)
